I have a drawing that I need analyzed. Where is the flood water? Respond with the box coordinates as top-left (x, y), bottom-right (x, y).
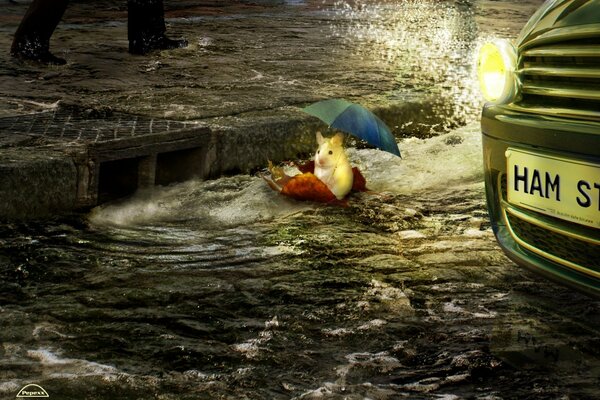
top-left (2, 127), bottom-right (599, 399)
top-left (1, 0), bottom-right (600, 399)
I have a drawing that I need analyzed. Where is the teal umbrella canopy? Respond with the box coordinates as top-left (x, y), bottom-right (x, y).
top-left (302, 99), bottom-right (401, 157)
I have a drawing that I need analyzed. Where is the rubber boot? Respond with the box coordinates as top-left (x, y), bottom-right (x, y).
top-left (128, 0), bottom-right (187, 55)
top-left (11, 0), bottom-right (69, 65)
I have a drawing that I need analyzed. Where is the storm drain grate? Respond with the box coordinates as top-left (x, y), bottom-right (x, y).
top-left (0, 107), bottom-right (194, 143)
top-left (1, 106), bottom-right (215, 207)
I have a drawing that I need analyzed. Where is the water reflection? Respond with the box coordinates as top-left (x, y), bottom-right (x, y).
top-left (1, 126), bottom-right (598, 399)
top-left (1, 1), bottom-right (598, 399)
top-left (329, 0), bottom-right (484, 127)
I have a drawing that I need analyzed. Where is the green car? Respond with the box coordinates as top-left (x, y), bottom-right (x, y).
top-left (477, 0), bottom-right (600, 297)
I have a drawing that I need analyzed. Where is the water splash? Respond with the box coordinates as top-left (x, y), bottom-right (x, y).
top-left (27, 349), bottom-right (120, 379)
top-left (88, 123), bottom-right (482, 228)
top-left (329, 0), bottom-right (490, 125)
top-left (349, 122), bottom-right (483, 194)
top-left (88, 174), bottom-right (314, 227)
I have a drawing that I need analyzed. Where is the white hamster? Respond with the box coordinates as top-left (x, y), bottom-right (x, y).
top-left (314, 131), bottom-right (354, 200)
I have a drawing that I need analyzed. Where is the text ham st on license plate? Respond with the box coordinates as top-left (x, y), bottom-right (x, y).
top-left (506, 148), bottom-right (600, 230)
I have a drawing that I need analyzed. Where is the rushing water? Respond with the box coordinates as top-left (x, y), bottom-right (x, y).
top-left (2, 0), bottom-right (600, 399)
top-left (2, 126), bottom-right (599, 399)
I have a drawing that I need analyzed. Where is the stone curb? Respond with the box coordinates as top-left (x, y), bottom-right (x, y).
top-left (0, 96), bottom-right (454, 219)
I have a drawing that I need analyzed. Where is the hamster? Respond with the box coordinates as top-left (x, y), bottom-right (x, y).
top-left (314, 131), bottom-right (354, 200)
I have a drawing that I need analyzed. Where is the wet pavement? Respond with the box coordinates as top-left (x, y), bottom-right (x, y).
top-left (0, 0), bottom-right (522, 217)
top-left (0, 0), bottom-right (548, 217)
top-left (1, 0), bottom-right (600, 399)
top-left (1, 0), bottom-right (542, 124)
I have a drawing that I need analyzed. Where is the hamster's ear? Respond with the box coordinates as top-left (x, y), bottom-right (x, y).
top-left (331, 133), bottom-right (344, 147)
top-left (316, 131), bottom-right (324, 145)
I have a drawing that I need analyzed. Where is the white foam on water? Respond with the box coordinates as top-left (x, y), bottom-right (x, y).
top-left (472, 310), bottom-right (498, 319)
top-left (232, 316), bottom-right (279, 359)
top-left (442, 301), bottom-right (498, 319)
top-left (32, 323), bottom-right (74, 340)
top-left (295, 382), bottom-right (337, 399)
top-left (294, 382), bottom-right (400, 400)
top-left (360, 279), bottom-right (414, 314)
top-left (322, 327), bottom-right (354, 337)
top-left (27, 348), bottom-right (120, 379)
top-left (296, 349), bottom-right (404, 399)
top-left (443, 301), bottom-right (465, 314)
top-left (397, 229), bottom-right (428, 240)
top-left (357, 319), bottom-right (388, 331)
top-left (321, 318), bottom-right (388, 339)
top-left (345, 351), bottom-right (403, 373)
top-left (0, 381), bottom-right (20, 396)
top-left (299, 350), bottom-right (404, 399)
top-left (348, 123), bottom-right (483, 194)
top-left (181, 369), bottom-right (220, 381)
top-left (3, 345), bottom-right (224, 394)
top-left (435, 394), bottom-right (463, 400)
top-left (88, 124), bottom-right (482, 228)
top-left (88, 175), bottom-right (314, 227)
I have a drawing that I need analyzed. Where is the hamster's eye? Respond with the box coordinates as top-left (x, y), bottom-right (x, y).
top-left (328, 150), bottom-right (333, 155)
top-left (317, 150), bottom-right (320, 154)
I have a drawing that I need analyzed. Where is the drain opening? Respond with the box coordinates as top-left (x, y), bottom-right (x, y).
top-left (96, 147), bottom-right (206, 204)
top-left (156, 147), bottom-right (205, 185)
top-left (98, 157), bottom-right (141, 203)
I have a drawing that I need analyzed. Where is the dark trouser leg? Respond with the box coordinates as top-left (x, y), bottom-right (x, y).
top-left (128, 0), bottom-right (187, 54)
top-left (11, 0), bottom-right (69, 64)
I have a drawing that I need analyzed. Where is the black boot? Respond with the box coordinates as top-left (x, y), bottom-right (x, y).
top-left (128, 0), bottom-right (187, 55)
top-left (11, 0), bottom-right (69, 65)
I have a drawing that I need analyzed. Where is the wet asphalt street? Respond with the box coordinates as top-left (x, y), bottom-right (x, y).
top-left (1, 0), bottom-right (599, 399)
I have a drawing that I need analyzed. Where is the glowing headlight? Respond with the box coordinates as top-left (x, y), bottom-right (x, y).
top-left (477, 40), bottom-right (519, 105)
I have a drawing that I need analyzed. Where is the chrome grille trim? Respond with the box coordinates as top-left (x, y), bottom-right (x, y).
top-left (515, 36), bottom-right (600, 121)
top-left (521, 83), bottom-right (600, 101)
top-left (501, 203), bottom-right (600, 279)
top-left (502, 201), bottom-right (600, 247)
top-left (503, 104), bottom-right (600, 121)
top-left (521, 67), bottom-right (600, 79)
top-left (522, 45), bottom-right (600, 57)
top-left (521, 24), bottom-right (600, 50)
top-left (498, 174), bottom-right (600, 278)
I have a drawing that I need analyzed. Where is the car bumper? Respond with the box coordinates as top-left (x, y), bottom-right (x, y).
top-left (481, 104), bottom-right (600, 298)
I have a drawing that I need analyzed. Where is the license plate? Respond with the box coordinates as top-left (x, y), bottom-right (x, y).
top-left (506, 148), bottom-right (600, 229)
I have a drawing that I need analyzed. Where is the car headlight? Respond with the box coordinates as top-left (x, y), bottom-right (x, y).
top-left (477, 39), bottom-right (520, 105)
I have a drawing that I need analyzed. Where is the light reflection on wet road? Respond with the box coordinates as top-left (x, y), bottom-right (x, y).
top-left (1, 0), bottom-right (599, 399)
top-left (1, 126), bottom-right (599, 399)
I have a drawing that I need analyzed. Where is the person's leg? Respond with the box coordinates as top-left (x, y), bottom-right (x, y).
top-left (128, 0), bottom-right (187, 55)
top-left (128, 0), bottom-right (188, 54)
top-left (11, 0), bottom-right (70, 65)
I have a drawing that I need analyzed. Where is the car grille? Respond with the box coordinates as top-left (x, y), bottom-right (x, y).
top-left (505, 211), bottom-right (600, 272)
top-left (511, 39), bottom-right (600, 122)
top-left (499, 175), bottom-right (600, 278)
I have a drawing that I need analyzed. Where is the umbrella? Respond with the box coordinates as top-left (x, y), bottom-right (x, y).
top-left (302, 99), bottom-right (401, 157)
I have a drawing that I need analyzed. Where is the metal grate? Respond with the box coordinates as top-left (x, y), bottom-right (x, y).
top-left (500, 174), bottom-right (508, 201)
top-left (506, 211), bottom-right (600, 271)
top-left (499, 175), bottom-right (600, 273)
top-left (513, 39), bottom-right (600, 121)
top-left (0, 107), bottom-right (194, 144)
